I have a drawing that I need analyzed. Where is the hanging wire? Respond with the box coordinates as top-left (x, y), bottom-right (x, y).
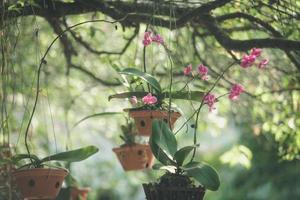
top-left (46, 86), bottom-right (58, 154)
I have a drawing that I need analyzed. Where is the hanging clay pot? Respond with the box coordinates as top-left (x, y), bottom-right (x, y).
top-left (70, 187), bottom-right (90, 200)
top-left (13, 168), bottom-right (68, 199)
top-left (143, 174), bottom-right (205, 200)
top-left (128, 110), bottom-right (181, 136)
top-left (113, 144), bottom-right (154, 171)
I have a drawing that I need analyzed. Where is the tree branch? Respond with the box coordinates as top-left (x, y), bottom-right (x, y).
top-left (216, 12), bottom-right (300, 71)
top-left (70, 63), bottom-right (121, 86)
top-left (198, 14), bottom-right (300, 51)
top-left (66, 21), bottom-right (139, 56)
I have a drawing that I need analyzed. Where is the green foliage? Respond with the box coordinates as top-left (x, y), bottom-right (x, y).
top-left (119, 68), bottom-right (162, 93)
top-left (109, 91), bottom-right (204, 102)
top-left (174, 146), bottom-right (196, 166)
top-left (5, 146), bottom-right (99, 169)
top-left (150, 120), bottom-right (220, 191)
top-left (109, 67), bottom-right (205, 110)
top-left (185, 162), bottom-right (220, 191)
top-left (40, 145), bottom-right (98, 163)
top-left (119, 121), bottom-right (136, 145)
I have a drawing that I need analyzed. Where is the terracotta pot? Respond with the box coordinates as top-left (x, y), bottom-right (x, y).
top-left (129, 110), bottom-right (181, 136)
top-left (113, 144), bottom-right (154, 171)
top-left (70, 187), bottom-right (90, 200)
top-left (13, 168), bottom-right (68, 199)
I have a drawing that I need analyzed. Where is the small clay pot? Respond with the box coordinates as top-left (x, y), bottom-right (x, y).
top-left (129, 110), bottom-right (181, 136)
top-left (143, 174), bottom-right (205, 200)
top-left (113, 144), bottom-right (154, 171)
top-left (70, 187), bottom-right (90, 200)
top-left (13, 168), bottom-right (68, 199)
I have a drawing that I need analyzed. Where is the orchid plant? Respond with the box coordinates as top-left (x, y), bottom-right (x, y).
top-left (181, 47), bottom-right (268, 112)
top-left (110, 30), bottom-right (268, 114)
top-left (109, 67), bottom-right (204, 111)
top-left (119, 120), bottom-right (141, 146)
top-left (133, 31), bottom-right (269, 192)
top-left (0, 146), bottom-right (99, 170)
top-left (150, 120), bottom-right (220, 191)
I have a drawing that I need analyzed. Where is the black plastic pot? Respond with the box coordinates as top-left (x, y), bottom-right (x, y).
top-left (143, 174), bottom-right (205, 200)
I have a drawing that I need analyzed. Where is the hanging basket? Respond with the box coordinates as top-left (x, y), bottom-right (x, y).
top-left (13, 168), bottom-right (68, 199)
top-left (143, 174), bottom-right (205, 200)
top-left (113, 144), bottom-right (154, 171)
top-left (128, 110), bottom-right (181, 136)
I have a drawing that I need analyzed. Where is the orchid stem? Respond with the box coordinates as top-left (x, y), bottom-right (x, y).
top-left (190, 60), bottom-right (237, 162)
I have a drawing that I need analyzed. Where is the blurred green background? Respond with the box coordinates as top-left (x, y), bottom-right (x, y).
top-left (1, 1), bottom-right (300, 199)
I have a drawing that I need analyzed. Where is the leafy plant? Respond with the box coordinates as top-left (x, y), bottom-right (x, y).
top-left (119, 121), bottom-right (136, 146)
top-left (1, 145), bottom-right (99, 169)
top-left (109, 68), bottom-right (204, 110)
top-left (150, 120), bottom-right (220, 191)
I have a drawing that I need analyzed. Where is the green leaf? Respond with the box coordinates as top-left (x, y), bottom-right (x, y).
top-left (12, 154), bottom-right (40, 164)
top-left (152, 163), bottom-right (176, 172)
top-left (108, 89), bottom-right (204, 103)
top-left (119, 68), bottom-right (162, 93)
top-left (162, 91), bottom-right (205, 102)
top-left (182, 161), bottom-right (202, 169)
top-left (72, 112), bottom-right (122, 128)
top-left (108, 91), bottom-right (148, 101)
top-left (174, 146), bottom-right (196, 166)
top-left (41, 145), bottom-right (99, 163)
top-left (152, 120), bottom-right (177, 157)
top-left (185, 163), bottom-right (220, 191)
top-left (149, 134), bottom-right (176, 166)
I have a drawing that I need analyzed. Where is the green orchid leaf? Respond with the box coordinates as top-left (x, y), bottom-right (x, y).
top-left (119, 68), bottom-right (162, 93)
top-left (12, 154), bottom-right (40, 164)
top-left (174, 146), bottom-right (196, 166)
top-left (162, 91), bottom-right (205, 102)
top-left (149, 133), bottom-right (176, 166)
top-left (152, 119), bottom-right (177, 157)
top-left (152, 163), bottom-right (176, 172)
top-left (108, 91), bottom-right (148, 101)
top-left (41, 145), bottom-right (99, 164)
top-left (72, 112), bottom-right (122, 128)
top-left (185, 163), bottom-right (220, 191)
top-left (182, 161), bottom-right (202, 169)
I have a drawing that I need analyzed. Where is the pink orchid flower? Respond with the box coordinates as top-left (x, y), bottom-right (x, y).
top-left (143, 31), bottom-right (152, 46)
top-left (250, 48), bottom-right (262, 58)
top-left (241, 48), bottom-right (266, 68)
top-left (198, 64), bottom-right (209, 80)
top-left (152, 34), bottom-right (164, 45)
top-left (183, 64), bottom-right (193, 76)
top-left (229, 84), bottom-right (245, 101)
top-left (240, 54), bottom-right (256, 68)
top-left (204, 93), bottom-right (217, 111)
top-left (258, 59), bottom-right (269, 69)
top-left (130, 96), bottom-right (138, 104)
top-left (143, 31), bottom-right (164, 46)
top-left (142, 93), bottom-right (157, 105)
